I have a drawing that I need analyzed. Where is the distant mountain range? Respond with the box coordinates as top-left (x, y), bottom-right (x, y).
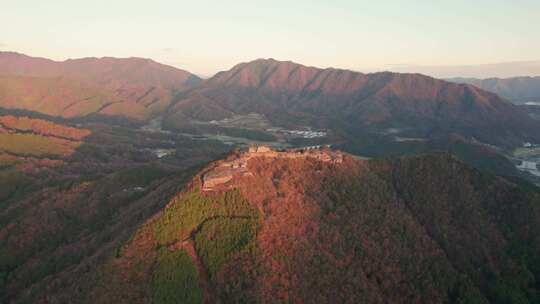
top-left (389, 60), bottom-right (540, 79)
top-left (1, 53), bottom-right (539, 148)
top-left (449, 76), bottom-right (540, 104)
top-left (167, 58), bottom-right (540, 148)
top-left (0, 52), bottom-right (201, 120)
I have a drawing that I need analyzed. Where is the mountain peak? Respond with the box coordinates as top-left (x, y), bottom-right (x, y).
top-left (210, 58), bottom-right (350, 91)
top-left (169, 57), bottom-right (540, 147)
top-left (231, 57), bottom-right (307, 73)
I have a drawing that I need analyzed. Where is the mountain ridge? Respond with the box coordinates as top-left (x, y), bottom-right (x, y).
top-left (1, 53), bottom-right (539, 147)
top-left (168, 58), bottom-right (540, 148)
top-left (0, 51), bottom-right (202, 120)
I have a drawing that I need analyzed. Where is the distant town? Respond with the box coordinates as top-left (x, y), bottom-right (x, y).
top-left (275, 129), bottom-right (327, 139)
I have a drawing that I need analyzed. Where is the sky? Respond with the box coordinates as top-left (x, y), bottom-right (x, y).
top-left (1, 0), bottom-right (539, 78)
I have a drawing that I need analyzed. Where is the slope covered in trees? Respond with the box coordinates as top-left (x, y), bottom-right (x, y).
top-left (167, 58), bottom-right (540, 148)
top-left (29, 149), bottom-right (540, 303)
top-left (0, 52), bottom-right (202, 121)
top-left (0, 114), bottom-right (233, 303)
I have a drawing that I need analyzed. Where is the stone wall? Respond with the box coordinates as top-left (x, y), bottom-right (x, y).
top-left (202, 147), bottom-right (343, 191)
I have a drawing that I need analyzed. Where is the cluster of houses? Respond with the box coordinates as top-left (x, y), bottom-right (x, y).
top-left (291, 144), bottom-right (332, 151)
top-left (517, 160), bottom-right (540, 177)
top-left (274, 129), bottom-right (327, 139)
top-left (523, 142), bottom-right (539, 148)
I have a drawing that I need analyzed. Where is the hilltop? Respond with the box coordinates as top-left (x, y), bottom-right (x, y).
top-left (18, 147), bottom-right (539, 304)
top-left (201, 146), bottom-right (343, 191)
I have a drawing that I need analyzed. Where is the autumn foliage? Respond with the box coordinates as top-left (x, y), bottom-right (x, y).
top-left (56, 152), bottom-right (540, 303)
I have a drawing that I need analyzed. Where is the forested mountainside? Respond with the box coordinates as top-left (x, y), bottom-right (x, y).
top-left (0, 52), bottom-right (201, 121)
top-left (2, 53), bottom-right (538, 149)
top-left (0, 115), bottom-right (233, 303)
top-left (1, 54), bottom-right (540, 304)
top-left (20, 148), bottom-right (539, 304)
top-left (166, 58), bottom-right (540, 148)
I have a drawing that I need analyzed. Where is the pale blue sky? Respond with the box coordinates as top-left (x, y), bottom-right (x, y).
top-left (1, 0), bottom-right (539, 77)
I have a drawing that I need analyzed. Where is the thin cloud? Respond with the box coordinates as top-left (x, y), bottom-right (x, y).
top-left (0, 43), bottom-right (6, 48)
top-left (160, 48), bottom-right (176, 53)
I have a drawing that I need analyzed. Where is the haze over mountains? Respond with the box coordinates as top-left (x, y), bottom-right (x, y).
top-left (389, 61), bottom-right (540, 79)
top-left (449, 76), bottom-right (540, 104)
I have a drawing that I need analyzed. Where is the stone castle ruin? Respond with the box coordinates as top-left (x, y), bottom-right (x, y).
top-left (202, 145), bottom-right (343, 191)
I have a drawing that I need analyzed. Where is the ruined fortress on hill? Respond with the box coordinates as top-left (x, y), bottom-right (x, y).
top-left (202, 146), bottom-right (344, 191)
